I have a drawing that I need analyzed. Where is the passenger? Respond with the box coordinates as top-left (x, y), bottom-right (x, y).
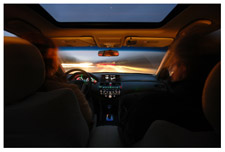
top-left (37, 38), bottom-right (93, 129)
top-left (118, 57), bottom-right (212, 146)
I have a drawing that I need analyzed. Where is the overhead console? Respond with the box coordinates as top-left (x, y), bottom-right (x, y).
top-left (99, 75), bottom-right (122, 98)
top-left (124, 37), bottom-right (174, 47)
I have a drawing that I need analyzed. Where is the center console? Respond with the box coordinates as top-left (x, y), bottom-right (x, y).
top-left (99, 75), bottom-right (122, 98)
top-left (96, 74), bottom-right (122, 126)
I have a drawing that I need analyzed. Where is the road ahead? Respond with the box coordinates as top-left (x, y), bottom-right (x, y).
top-left (62, 63), bottom-right (156, 74)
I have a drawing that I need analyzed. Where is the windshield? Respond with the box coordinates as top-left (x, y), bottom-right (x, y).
top-left (58, 47), bottom-right (166, 74)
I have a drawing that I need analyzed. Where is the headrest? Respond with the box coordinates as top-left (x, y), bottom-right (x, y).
top-left (202, 62), bottom-right (221, 134)
top-left (4, 37), bottom-right (45, 105)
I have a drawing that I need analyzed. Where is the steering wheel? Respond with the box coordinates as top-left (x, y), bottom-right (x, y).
top-left (65, 69), bottom-right (92, 95)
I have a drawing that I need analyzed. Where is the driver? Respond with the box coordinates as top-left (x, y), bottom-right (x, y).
top-left (37, 39), bottom-right (93, 129)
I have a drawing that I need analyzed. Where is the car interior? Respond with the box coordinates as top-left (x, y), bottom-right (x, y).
top-left (4, 4), bottom-right (221, 147)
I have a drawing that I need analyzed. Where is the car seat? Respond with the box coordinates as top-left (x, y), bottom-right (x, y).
top-left (4, 37), bottom-right (89, 147)
top-left (135, 62), bottom-right (220, 147)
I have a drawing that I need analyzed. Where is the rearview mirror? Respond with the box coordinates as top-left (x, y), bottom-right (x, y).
top-left (98, 50), bottom-right (119, 57)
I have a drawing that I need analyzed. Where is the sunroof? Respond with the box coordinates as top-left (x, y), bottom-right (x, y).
top-left (40, 4), bottom-right (177, 23)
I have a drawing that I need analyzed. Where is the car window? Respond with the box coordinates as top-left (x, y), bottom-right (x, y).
top-left (4, 31), bottom-right (18, 37)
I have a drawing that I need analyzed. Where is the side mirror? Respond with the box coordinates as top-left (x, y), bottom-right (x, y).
top-left (98, 50), bottom-right (119, 57)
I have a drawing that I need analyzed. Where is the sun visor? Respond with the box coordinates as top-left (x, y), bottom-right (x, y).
top-left (123, 37), bottom-right (174, 47)
top-left (5, 19), bottom-right (42, 37)
top-left (52, 37), bottom-right (96, 47)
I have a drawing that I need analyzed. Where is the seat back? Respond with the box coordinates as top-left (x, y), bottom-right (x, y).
top-left (135, 62), bottom-right (221, 147)
top-left (4, 37), bottom-right (89, 147)
top-left (202, 62), bottom-right (221, 135)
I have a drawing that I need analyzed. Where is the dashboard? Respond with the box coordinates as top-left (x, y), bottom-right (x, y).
top-left (70, 72), bottom-right (167, 98)
top-left (91, 73), bottom-right (167, 98)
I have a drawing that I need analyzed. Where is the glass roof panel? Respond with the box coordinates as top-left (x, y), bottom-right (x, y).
top-left (40, 4), bottom-right (177, 23)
